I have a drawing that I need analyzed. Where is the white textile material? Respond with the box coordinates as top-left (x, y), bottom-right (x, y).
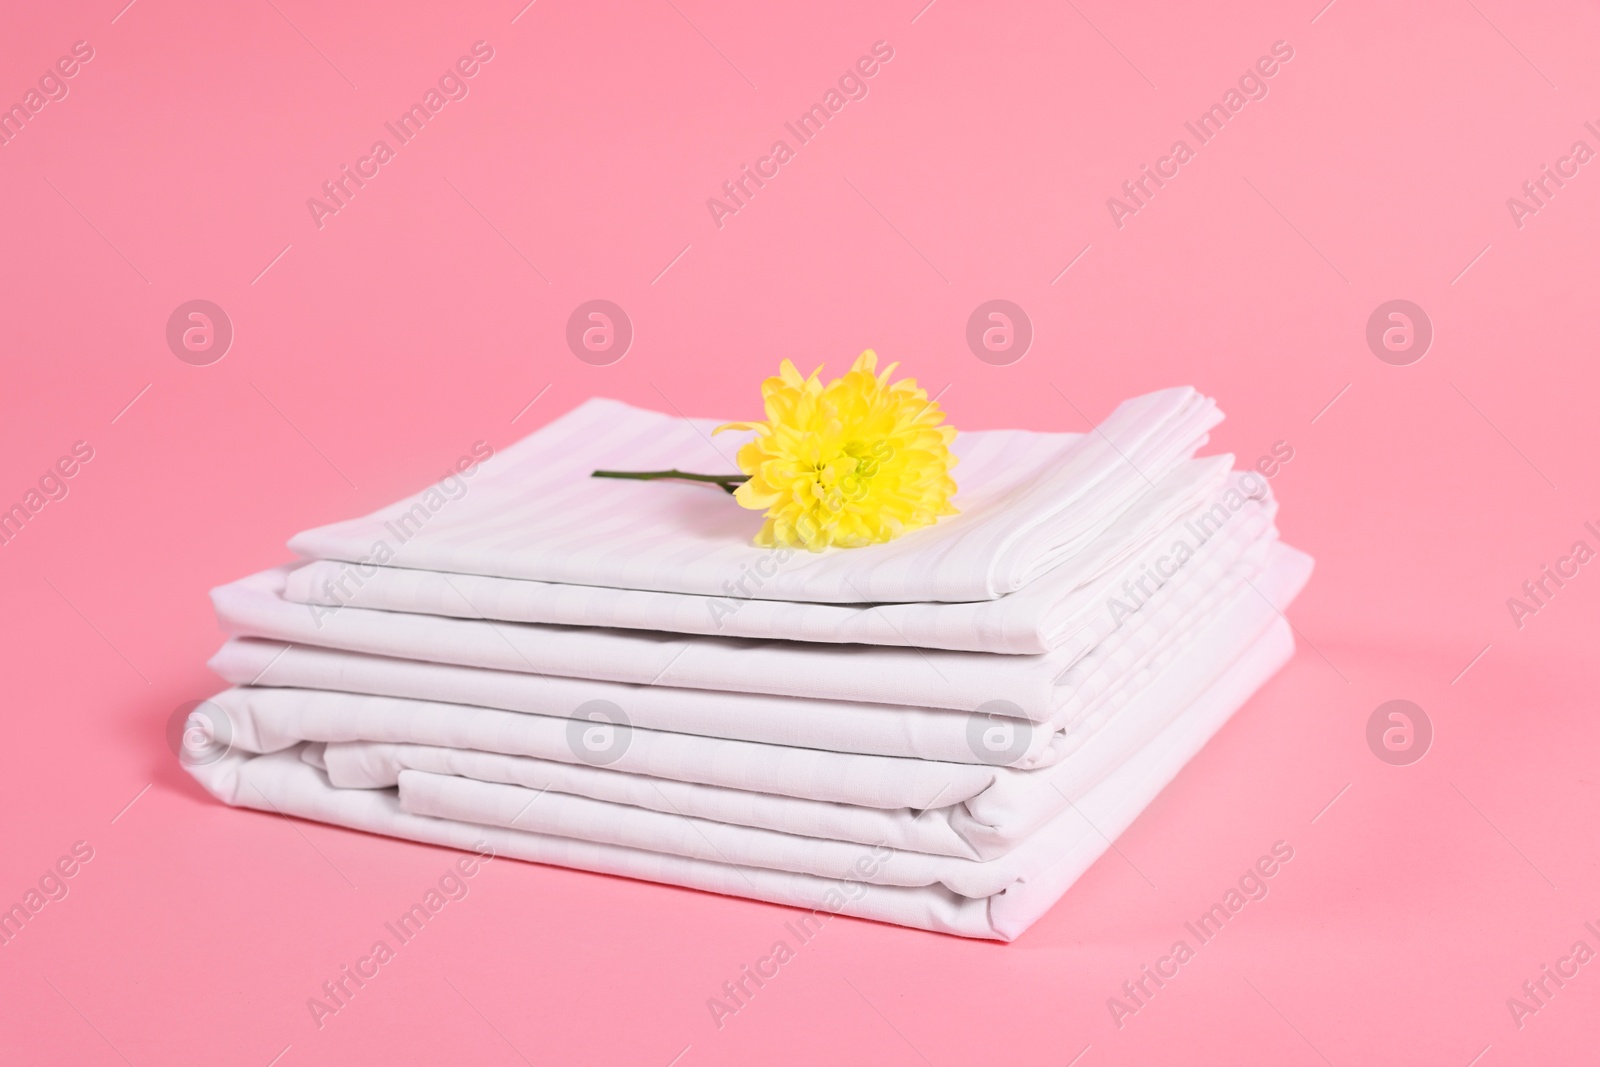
top-left (185, 384), bottom-right (1317, 942)
top-left (213, 531), bottom-right (1291, 768)
top-left (286, 389), bottom-right (1221, 603)
top-left (194, 545), bottom-right (1310, 858)
top-left (213, 503), bottom-right (1278, 721)
top-left (282, 458), bottom-right (1244, 655)
top-left (184, 618), bottom-right (1294, 941)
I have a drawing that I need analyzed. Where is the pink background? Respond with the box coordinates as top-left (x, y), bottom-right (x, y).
top-left (3, 0), bottom-right (1598, 1062)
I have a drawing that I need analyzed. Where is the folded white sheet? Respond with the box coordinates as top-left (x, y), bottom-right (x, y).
top-left (213, 638), bottom-right (1041, 766)
top-left (391, 616), bottom-right (1291, 895)
top-left (286, 389), bottom-right (1221, 603)
top-left (194, 544), bottom-right (1310, 857)
top-left (282, 458), bottom-right (1245, 655)
top-left (184, 617), bottom-right (1295, 940)
top-left (214, 523), bottom-right (1283, 770)
top-left (323, 579), bottom-right (1296, 863)
top-left (214, 504), bottom-right (1276, 721)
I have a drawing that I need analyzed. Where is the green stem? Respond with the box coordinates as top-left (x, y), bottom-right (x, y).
top-left (591, 468), bottom-right (748, 495)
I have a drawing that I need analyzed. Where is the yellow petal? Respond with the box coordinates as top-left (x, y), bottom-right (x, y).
top-left (717, 351), bottom-right (959, 549)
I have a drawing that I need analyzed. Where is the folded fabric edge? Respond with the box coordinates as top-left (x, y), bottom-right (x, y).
top-left (178, 607), bottom-right (1302, 941)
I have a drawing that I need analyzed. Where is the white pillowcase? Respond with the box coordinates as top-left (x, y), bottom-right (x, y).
top-left (286, 389), bottom-right (1220, 604)
top-left (281, 459), bottom-right (1251, 654)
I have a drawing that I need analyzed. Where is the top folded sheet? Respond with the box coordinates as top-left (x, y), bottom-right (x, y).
top-left (288, 387), bottom-right (1221, 604)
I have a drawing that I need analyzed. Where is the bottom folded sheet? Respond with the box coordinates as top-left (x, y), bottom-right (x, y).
top-left (184, 616), bottom-right (1296, 940)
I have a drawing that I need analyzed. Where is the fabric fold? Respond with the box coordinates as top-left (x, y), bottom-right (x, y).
top-left (183, 616), bottom-right (1294, 940)
top-left (286, 390), bottom-right (1221, 603)
top-left (209, 532), bottom-right (1291, 771)
top-left (281, 458), bottom-right (1251, 654)
top-left (181, 386), bottom-right (1314, 943)
top-left (189, 547), bottom-right (1311, 858)
top-left (213, 496), bottom-right (1277, 720)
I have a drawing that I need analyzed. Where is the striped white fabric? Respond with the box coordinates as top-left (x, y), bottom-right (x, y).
top-left (189, 547), bottom-right (1307, 872)
top-left (184, 618), bottom-right (1295, 941)
top-left (286, 389), bottom-right (1221, 603)
top-left (212, 528), bottom-right (1292, 771)
top-left (213, 502), bottom-right (1277, 722)
top-left (282, 458), bottom-right (1258, 655)
top-left (187, 385), bottom-right (1313, 942)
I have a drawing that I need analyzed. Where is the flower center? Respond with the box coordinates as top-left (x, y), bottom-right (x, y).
top-left (809, 440), bottom-right (886, 510)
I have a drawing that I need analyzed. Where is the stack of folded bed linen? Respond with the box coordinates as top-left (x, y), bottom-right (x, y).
top-left (182, 386), bottom-right (1311, 941)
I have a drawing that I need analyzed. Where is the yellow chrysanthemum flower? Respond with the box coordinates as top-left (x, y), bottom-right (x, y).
top-left (714, 351), bottom-right (958, 550)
